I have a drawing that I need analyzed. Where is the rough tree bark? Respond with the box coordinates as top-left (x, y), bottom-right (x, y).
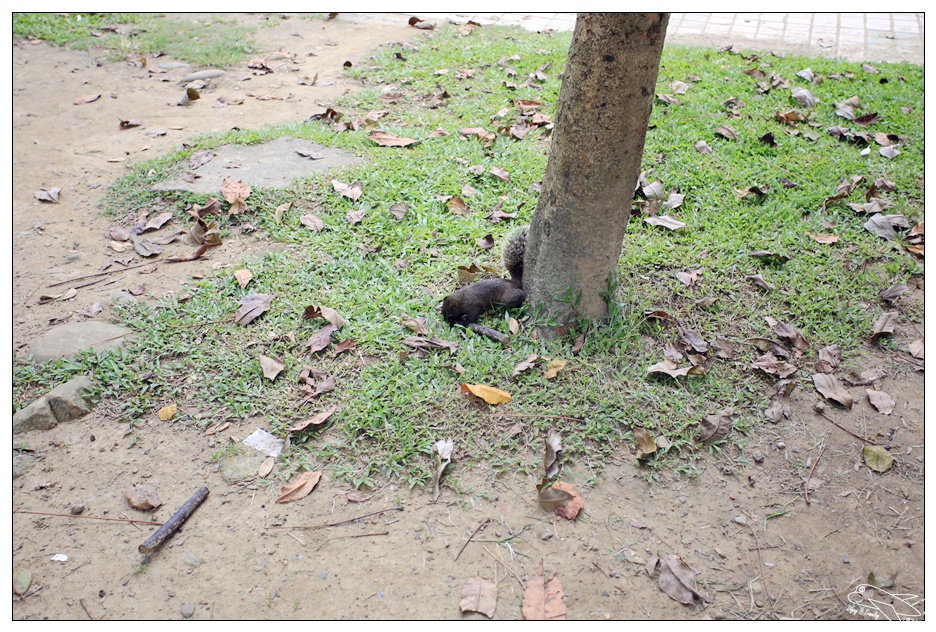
top-left (523, 13), bottom-right (669, 326)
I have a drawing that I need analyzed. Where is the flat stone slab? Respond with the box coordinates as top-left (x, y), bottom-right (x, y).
top-left (27, 321), bottom-right (133, 363)
top-left (153, 137), bottom-right (363, 195)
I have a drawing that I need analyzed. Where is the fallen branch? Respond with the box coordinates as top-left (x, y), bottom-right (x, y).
top-left (15, 510), bottom-right (163, 526)
top-left (46, 262), bottom-right (153, 288)
top-left (455, 517), bottom-right (490, 562)
top-left (270, 507), bottom-right (403, 530)
top-left (316, 531), bottom-right (389, 551)
top-left (139, 487), bottom-right (209, 555)
top-left (80, 598), bottom-right (95, 620)
top-left (804, 440), bottom-right (827, 505)
top-left (814, 409), bottom-right (878, 445)
top-left (467, 323), bottom-right (510, 345)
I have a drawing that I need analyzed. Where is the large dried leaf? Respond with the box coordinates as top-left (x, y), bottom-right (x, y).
top-left (431, 439), bottom-right (454, 501)
top-left (367, 130), bottom-right (418, 147)
top-left (880, 283), bottom-right (909, 303)
top-left (490, 165), bottom-right (510, 182)
top-left (678, 324), bottom-right (709, 353)
top-left (401, 314), bottom-right (429, 335)
top-left (512, 353), bottom-right (538, 377)
top-left (862, 445), bottom-right (894, 473)
top-left (220, 177), bottom-right (251, 204)
top-left (552, 481), bottom-right (584, 520)
top-left (300, 213), bottom-right (324, 232)
top-left (522, 561), bottom-right (566, 620)
top-left (544, 430), bottom-right (562, 478)
top-left (644, 215), bottom-right (686, 230)
top-left (908, 338), bottom-right (924, 359)
top-left (308, 323), bottom-right (338, 354)
top-left (461, 384), bottom-right (511, 405)
top-left (234, 293), bottom-right (273, 325)
top-left (864, 213), bottom-right (899, 241)
top-left (402, 336), bottom-right (459, 355)
top-left (258, 355), bottom-right (285, 381)
top-left (543, 359), bottom-right (567, 379)
top-left (771, 320), bottom-right (809, 351)
top-left (460, 577), bottom-right (497, 618)
top-left (749, 250), bottom-right (789, 265)
top-left (698, 407), bottom-right (733, 443)
top-left (143, 212), bottom-right (173, 232)
top-left (647, 359), bottom-right (704, 378)
top-left (165, 244), bottom-right (209, 263)
top-left (871, 311), bottom-right (898, 340)
top-left (332, 180), bottom-right (364, 201)
top-left (234, 268), bottom-right (253, 289)
top-left (866, 389), bottom-right (895, 415)
top-left (158, 403), bottom-right (178, 421)
top-left (751, 352), bottom-right (797, 378)
top-left (647, 554), bottom-right (705, 605)
top-left (276, 470), bottom-right (322, 503)
top-left (812, 373), bottom-right (853, 409)
top-left (818, 344), bottom-right (842, 368)
top-left (633, 427), bottom-right (657, 459)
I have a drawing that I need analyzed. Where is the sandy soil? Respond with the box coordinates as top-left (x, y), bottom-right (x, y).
top-left (11, 14), bottom-right (925, 621)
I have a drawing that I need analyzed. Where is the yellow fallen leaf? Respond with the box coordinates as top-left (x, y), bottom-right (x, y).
top-left (544, 359), bottom-right (567, 379)
top-left (157, 403), bottom-right (177, 421)
top-left (461, 383), bottom-right (512, 405)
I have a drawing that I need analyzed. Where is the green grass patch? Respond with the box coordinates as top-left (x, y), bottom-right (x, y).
top-left (14, 22), bottom-right (923, 489)
top-left (13, 12), bottom-right (257, 67)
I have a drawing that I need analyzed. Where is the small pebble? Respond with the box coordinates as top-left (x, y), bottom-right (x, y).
top-left (843, 557), bottom-right (850, 564)
top-left (181, 603), bottom-right (195, 619)
top-left (70, 503), bottom-right (86, 515)
top-left (540, 530), bottom-right (554, 541)
top-left (733, 516), bottom-right (747, 526)
top-left (776, 441), bottom-right (786, 450)
top-left (752, 451), bottom-right (765, 463)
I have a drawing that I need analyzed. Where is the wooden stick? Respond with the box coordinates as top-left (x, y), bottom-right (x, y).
top-left (138, 487), bottom-right (209, 555)
top-left (316, 531), bottom-right (389, 551)
top-left (46, 262), bottom-right (152, 288)
top-left (270, 507), bottom-right (403, 530)
top-left (80, 597), bottom-right (95, 620)
top-left (468, 323), bottom-right (510, 345)
top-left (814, 409), bottom-right (878, 445)
top-left (15, 510), bottom-right (163, 526)
top-left (455, 517), bottom-right (490, 562)
top-left (804, 441), bottom-right (827, 505)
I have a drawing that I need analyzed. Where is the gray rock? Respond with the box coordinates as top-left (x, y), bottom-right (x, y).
top-left (110, 291), bottom-right (138, 306)
top-left (152, 137), bottom-right (363, 195)
top-left (46, 376), bottom-right (96, 422)
top-left (26, 321), bottom-right (134, 363)
top-left (219, 453), bottom-right (264, 483)
top-left (13, 398), bottom-right (57, 434)
top-left (181, 603), bottom-right (196, 619)
top-left (13, 454), bottom-right (37, 478)
top-left (70, 502), bottom-right (87, 515)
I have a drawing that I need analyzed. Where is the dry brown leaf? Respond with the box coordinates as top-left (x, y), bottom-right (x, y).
top-left (698, 407), bottom-right (733, 443)
top-left (908, 338), bottom-right (924, 359)
top-left (490, 165), bottom-right (510, 182)
top-left (401, 314), bottom-right (429, 335)
top-left (644, 215), bottom-right (686, 230)
top-left (633, 427), bottom-right (658, 459)
top-left (866, 389), bottom-right (895, 415)
top-left (234, 293), bottom-right (273, 325)
top-left (276, 470), bottom-right (322, 503)
top-left (258, 355), bottom-right (285, 381)
top-left (461, 383), bottom-right (512, 404)
top-left (234, 268), bottom-right (253, 289)
top-left (288, 404), bottom-right (338, 433)
top-left (544, 429), bottom-right (562, 478)
top-left (158, 403), bottom-right (177, 421)
top-left (807, 232), bottom-right (840, 244)
top-left (432, 439), bottom-right (454, 501)
top-left (647, 554), bottom-right (705, 604)
top-left (543, 359), bottom-right (566, 379)
top-left (812, 373), bottom-right (853, 409)
top-left (647, 359), bottom-right (704, 378)
top-left (367, 130), bottom-right (418, 147)
top-left (220, 177), bottom-right (251, 204)
top-left (751, 352), bottom-right (797, 378)
top-left (258, 458), bottom-right (275, 478)
top-left (512, 354), bottom-right (538, 377)
top-left (460, 577), bottom-right (497, 618)
top-left (871, 311), bottom-right (898, 340)
top-left (308, 324), bottom-right (338, 354)
top-left (332, 180), bottom-right (364, 201)
top-left (389, 203), bottom-right (408, 220)
top-left (74, 93), bottom-right (101, 105)
top-left (522, 561), bottom-right (566, 620)
top-left (552, 481), bottom-right (584, 520)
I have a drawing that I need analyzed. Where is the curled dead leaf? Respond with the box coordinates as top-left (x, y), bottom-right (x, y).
top-left (461, 384), bottom-right (511, 405)
top-left (276, 470), bottom-right (322, 503)
top-left (633, 427), bottom-right (658, 459)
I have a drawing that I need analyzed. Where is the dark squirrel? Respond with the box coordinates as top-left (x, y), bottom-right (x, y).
top-left (441, 227), bottom-right (527, 325)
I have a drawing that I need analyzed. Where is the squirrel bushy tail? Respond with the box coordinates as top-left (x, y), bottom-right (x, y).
top-left (441, 227), bottom-right (528, 325)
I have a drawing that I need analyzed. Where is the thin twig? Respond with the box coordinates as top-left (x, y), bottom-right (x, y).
top-left (166, 318), bottom-right (233, 329)
top-left (15, 510), bottom-right (163, 526)
top-left (482, 545), bottom-right (524, 591)
top-left (804, 440), bottom-right (827, 505)
top-left (814, 410), bottom-right (878, 445)
top-left (46, 262), bottom-right (152, 288)
top-left (316, 531), bottom-right (388, 551)
top-left (747, 525), bottom-right (771, 610)
top-left (270, 507), bottom-right (403, 530)
top-left (80, 598), bottom-right (95, 620)
top-left (498, 412), bottom-right (585, 422)
top-left (455, 518), bottom-right (490, 562)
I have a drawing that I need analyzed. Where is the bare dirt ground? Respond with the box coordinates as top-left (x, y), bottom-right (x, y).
top-left (11, 14), bottom-right (925, 620)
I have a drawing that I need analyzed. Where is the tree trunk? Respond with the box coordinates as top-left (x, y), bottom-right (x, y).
top-left (524, 13), bottom-right (669, 325)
